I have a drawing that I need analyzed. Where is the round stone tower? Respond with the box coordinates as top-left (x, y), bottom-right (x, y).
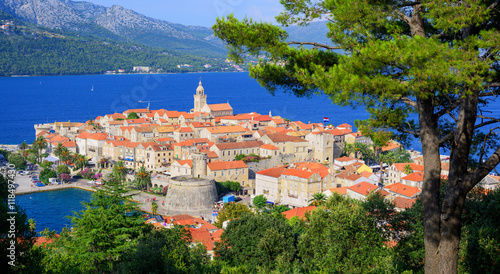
top-left (164, 176), bottom-right (217, 212)
top-left (164, 152), bottom-right (216, 213)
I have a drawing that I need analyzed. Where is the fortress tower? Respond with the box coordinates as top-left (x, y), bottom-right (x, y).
top-left (192, 152), bottom-right (208, 178)
top-left (193, 80), bottom-right (207, 112)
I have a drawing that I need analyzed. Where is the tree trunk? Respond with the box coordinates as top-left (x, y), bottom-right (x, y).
top-left (417, 96), bottom-right (442, 274)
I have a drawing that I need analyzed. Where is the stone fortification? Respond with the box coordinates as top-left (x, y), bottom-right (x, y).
top-left (164, 176), bottom-right (217, 212)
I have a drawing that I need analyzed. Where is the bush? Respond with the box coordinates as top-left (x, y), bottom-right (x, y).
top-left (40, 168), bottom-right (57, 185)
top-left (216, 181), bottom-right (241, 194)
top-left (150, 186), bottom-right (162, 194)
top-left (57, 165), bottom-right (71, 175)
top-left (60, 173), bottom-right (71, 183)
top-left (7, 153), bottom-right (26, 170)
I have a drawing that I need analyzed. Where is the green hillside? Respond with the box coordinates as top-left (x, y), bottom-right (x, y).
top-left (0, 11), bottom-right (234, 77)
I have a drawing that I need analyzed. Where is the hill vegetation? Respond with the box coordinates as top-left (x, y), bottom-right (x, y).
top-left (0, 11), bottom-right (235, 77)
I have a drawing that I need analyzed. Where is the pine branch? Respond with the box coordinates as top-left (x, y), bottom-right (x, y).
top-left (488, 0), bottom-right (500, 10)
top-left (287, 41), bottom-right (342, 50)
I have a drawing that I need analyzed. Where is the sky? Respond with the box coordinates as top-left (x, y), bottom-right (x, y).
top-left (81, 0), bottom-right (284, 27)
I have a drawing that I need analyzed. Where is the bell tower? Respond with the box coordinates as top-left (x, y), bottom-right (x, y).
top-left (193, 80), bottom-right (207, 112)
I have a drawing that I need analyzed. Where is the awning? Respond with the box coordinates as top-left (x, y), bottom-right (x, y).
top-left (43, 156), bottom-right (59, 162)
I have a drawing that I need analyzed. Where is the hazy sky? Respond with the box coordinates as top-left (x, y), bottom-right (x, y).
top-left (81, 0), bottom-right (284, 27)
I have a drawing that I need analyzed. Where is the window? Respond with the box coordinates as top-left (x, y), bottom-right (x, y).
top-left (310, 185), bottom-right (313, 190)
top-left (228, 170), bottom-right (231, 175)
top-left (221, 171), bottom-right (224, 176)
top-left (214, 172), bottom-right (216, 176)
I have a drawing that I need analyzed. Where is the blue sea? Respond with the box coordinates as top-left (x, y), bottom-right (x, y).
top-left (16, 188), bottom-right (93, 233)
top-left (0, 72), bottom-right (378, 145)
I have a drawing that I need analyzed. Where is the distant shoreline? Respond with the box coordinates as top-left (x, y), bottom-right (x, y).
top-left (6, 70), bottom-right (247, 79)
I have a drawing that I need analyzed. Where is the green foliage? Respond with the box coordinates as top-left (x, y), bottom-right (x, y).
top-left (308, 192), bottom-right (326, 206)
top-left (149, 186), bottom-right (162, 194)
top-left (299, 194), bottom-right (394, 272)
top-left (0, 14), bottom-right (236, 77)
top-left (214, 202), bottom-right (253, 229)
top-left (39, 168), bottom-right (56, 185)
top-left (458, 188), bottom-right (500, 273)
top-left (41, 177), bottom-right (144, 272)
top-left (216, 213), bottom-right (299, 272)
top-left (134, 166), bottom-right (151, 191)
top-left (56, 165), bottom-right (70, 175)
top-left (0, 149), bottom-right (11, 160)
top-left (127, 112), bottom-right (139, 119)
top-left (252, 194), bottom-right (267, 209)
top-left (0, 174), bottom-right (43, 273)
top-left (118, 226), bottom-right (210, 273)
top-left (7, 153), bottom-right (26, 170)
top-left (234, 153), bottom-right (246, 161)
top-left (216, 181), bottom-right (241, 195)
top-left (392, 198), bottom-right (425, 273)
top-left (151, 201), bottom-right (158, 215)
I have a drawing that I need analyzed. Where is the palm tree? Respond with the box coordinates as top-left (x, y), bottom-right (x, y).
top-left (28, 218), bottom-right (36, 232)
top-left (113, 161), bottom-right (127, 184)
top-left (74, 154), bottom-right (88, 171)
top-left (404, 164), bottom-right (413, 175)
top-left (134, 166), bottom-right (151, 191)
top-left (60, 148), bottom-right (72, 165)
top-left (342, 143), bottom-right (356, 158)
top-left (308, 192), bottom-right (327, 206)
top-left (20, 142), bottom-right (29, 159)
top-left (53, 143), bottom-right (64, 165)
top-left (32, 136), bottom-right (47, 163)
top-left (151, 201), bottom-right (158, 216)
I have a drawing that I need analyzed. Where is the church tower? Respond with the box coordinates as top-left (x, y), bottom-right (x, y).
top-left (193, 80), bottom-right (207, 112)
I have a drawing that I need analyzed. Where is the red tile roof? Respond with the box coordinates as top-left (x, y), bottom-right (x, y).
top-left (281, 168), bottom-right (316, 179)
top-left (394, 197), bottom-right (416, 209)
top-left (348, 181), bottom-right (378, 196)
top-left (401, 172), bottom-right (424, 182)
top-left (124, 108), bottom-right (151, 114)
top-left (257, 165), bottom-right (288, 178)
top-left (264, 132), bottom-right (307, 143)
top-left (393, 163), bottom-right (425, 173)
top-left (88, 133), bottom-right (108, 141)
top-left (335, 156), bottom-right (358, 162)
top-left (206, 125), bottom-right (248, 134)
top-left (328, 128), bottom-right (353, 136)
top-left (76, 132), bottom-right (93, 139)
top-left (208, 103), bottom-right (233, 111)
top-left (208, 160), bottom-right (247, 171)
top-left (282, 206), bottom-right (317, 220)
top-left (174, 160), bottom-right (193, 167)
top-left (384, 183), bottom-right (421, 198)
top-left (214, 141), bottom-right (263, 150)
top-left (328, 187), bottom-right (348, 195)
top-left (337, 123), bottom-right (352, 128)
top-left (260, 144), bottom-right (279, 150)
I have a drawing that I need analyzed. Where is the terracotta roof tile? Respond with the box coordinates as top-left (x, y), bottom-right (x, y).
top-left (348, 181), bottom-right (378, 196)
top-left (260, 144), bottom-right (279, 150)
top-left (174, 160), bottom-right (193, 167)
top-left (401, 172), bottom-right (424, 182)
top-left (282, 206), bottom-right (316, 220)
top-left (257, 165), bottom-right (288, 178)
top-left (208, 103), bottom-right (233, 111)
top-left (394, 197), bottom-right (416, 209)
top-left (208, 160), bottom-right (247, 171)
top-left (328, 187), bottom-right (348, 195)
top-left (384, 183), bottom-right (421, 198)
top-left (214, 141), bottom-right (263, 150)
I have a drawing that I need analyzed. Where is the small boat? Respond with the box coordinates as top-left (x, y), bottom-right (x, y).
top-left (91, 85), bottom-right (94, 91)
